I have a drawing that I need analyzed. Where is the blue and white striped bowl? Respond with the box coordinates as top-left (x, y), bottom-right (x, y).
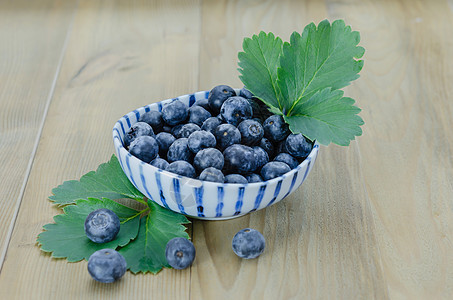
top-left (113, 90), bottom-right (320, 220)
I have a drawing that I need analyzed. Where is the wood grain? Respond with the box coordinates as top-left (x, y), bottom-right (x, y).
top-left (191, 0), bottom-right (387, 299)
top-left (0, 0), bottom-right (200, 298)
top-left (0, 0), bottom-right (76, 267)
top-left (328, 0), bottom-right (453, 298)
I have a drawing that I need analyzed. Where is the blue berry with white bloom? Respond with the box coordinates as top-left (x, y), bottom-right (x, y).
top-left (199, 167), bottom-right (225, 183)
top-left (259, 137), bottom-right (274, 159)
top-left (274, 153), bottom-right (299, 169)
top-left (220, 96), bottom-right (253, 126)
top-left (124, 122), bottom-right (154, 147)
top-left (139, 110), bottom-right (163, 132)
top-left (155, 132), bottom-right (176, 157)
top-left (285, 133), bottom-right (313, 158)
top-left (239, 87), bottom-right (254, 99)
top-left (166, 161), bottom-right (196, 178)
top-left (263, 115), bottom-right (290, 142)
top-left (167, 138), bottom-right (193, 163)
top-left (165, 237), bottom-right (196, 270)
top-left (253, 146), bottom-right (269, 171)
top-left (245, 173), bottom-right (263, 183)
top-left (208, 85), bottom-right (236, 114)
top-left (162, 100), bottom-right (188, 126)
top-left (188, 130), bottom-right (216, 153)
top-left (237, 119), bottom-right (264, 146)
top-left (174, 123), bottom-right (200, 139)
top-left (232, 228), bottom-right (265, 259)
top-left (201, 117), bottom-right (223, 135)
top-left (88, 249), bottom-right (127, 283)
top-left (214, 124), bottom-right (241, 151)
top-left (260, 161), bottom-right (291, 180)
top-left (223, 144), bottom-right (256, 175)
top-left (189, 106), bottom-right (212, 126)
top-left (150, 157), bottom-right (169, 170)
top-left (129, 135), bottom-right (159, 163)
top-left (225, 174), bottom-right (248, 184)
top-left (85, 209), bottom-right (120, 244)
top-left (193, 148), bottom-right (224, 172)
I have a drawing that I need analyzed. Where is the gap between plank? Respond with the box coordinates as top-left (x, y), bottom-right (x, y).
top-left (0, 5), bottom-right (78, 272)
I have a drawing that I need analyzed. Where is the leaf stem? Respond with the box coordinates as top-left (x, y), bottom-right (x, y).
top-left (133, 197), bottom-right (148, 206)
top-left (121, 208), bottom-right (149, 224)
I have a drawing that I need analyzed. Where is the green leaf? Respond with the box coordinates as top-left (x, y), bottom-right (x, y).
top-left (37, 198), bottom-right (142, 262)
top-left (49, 155), bottom-right (144, 205)
top-left (119, 200), bottom-right (190, 274)
top-left (284, 88), bottom-right (364, 146)
top-left (238, 31), bottom-right (283, 112)
top-left (278, 19), bottom-right (364, 115)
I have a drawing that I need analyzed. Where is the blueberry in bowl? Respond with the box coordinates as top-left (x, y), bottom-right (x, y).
top-left (113, 88), bottom-right (319, 220)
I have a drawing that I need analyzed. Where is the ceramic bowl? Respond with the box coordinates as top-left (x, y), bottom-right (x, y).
top-left (112, 90), bottom-right (320, 220)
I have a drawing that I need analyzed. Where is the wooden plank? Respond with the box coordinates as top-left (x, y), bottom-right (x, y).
top-left (328, 0), bottom-right (453, 298)
top-left (191, 0), bottom-right (388, 298)
top-left (0, 0), bottom-right (76, 265)
top-left (0, 0), bottom-right (200, 298)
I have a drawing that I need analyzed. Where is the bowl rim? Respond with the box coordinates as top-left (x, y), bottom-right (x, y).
top-left (112, 91), bottom-right (320, 188)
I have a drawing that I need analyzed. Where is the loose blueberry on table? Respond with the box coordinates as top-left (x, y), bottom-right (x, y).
top-left (88, 249), bottom-right (127, 283)
top-left (232, 228), bottom-right (266, 259)
top-left (85, 208), bottom-right (121, 244)
top-left (165, 237), bottom-right (196, 269)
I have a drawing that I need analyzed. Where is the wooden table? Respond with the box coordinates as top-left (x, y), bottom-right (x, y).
top-left (0, 0), bottom-right (452, 299)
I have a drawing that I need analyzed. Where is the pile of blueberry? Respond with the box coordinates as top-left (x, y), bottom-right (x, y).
top-left (84, 208), bottom-right (265, 283)
top-left (125, 85), bottom-right (313, 183)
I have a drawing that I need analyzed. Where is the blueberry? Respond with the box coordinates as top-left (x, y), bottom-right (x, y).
top-left (162, 100), bottom-right (188, 126)
top-left (274, 153), bottom-right (299, 169)
top-left (85, 209), bottom-right (120, 244)
top-left (171, 124), bottom-right (184, 138)
top-left (88, 249), bottom-right (127, 283)
top-left (199, 167), bottom-right (225, 183)
top-left (201, 117), bottom-right (223, 135)
top-left (155, 132), bottom-right (176, 157)
top-left (139, 111), bottom-right (163, 132)
top-left (285, 133), bottom-right (313, 158)
top-left (188, 130), bottom-right (216, 153)
top-left (245, 173), bottom-right (263, 183)
top-left (239, 87), bottom-right (254, 99)
top-left (192, 98), bottom-right (211, 112)
top-left (174, 123), bottom-right (200, 139)
top-left (150, 157), bottom-right (169, 170)
top-left (220, 96), bottom-right (253, 126)
top-left (165, 237), bottom-right (196, 270)
top-left (223, 144), bottom-right (256, 174)
top-left (167, 138), bottom-right (193, 163)
top-left (129, 135), bottom-right (159, 163)
top-left (253, 146), bottom-right (269, 171)
top-left (263, 115), bottom-right (290, 142)
top-left (237, 119), bottom-right (264, 146)
top-left (166, 161), bottom-right (196, 178)
top-left (225, 174), bottom-right (248, 184)
top-left (214, 124), bottom-right (241, 151)
top-left (259, 138), bottom-right (274, 159)
top-left (232, 228), bottom-right (265, 259)
top-left (124, 122), bottom-right (155, 147)
top-left (188, 106), bottom-right (212, 126)
top-left (260, 161), bottom-right (291, 181)
top-left (193, 148), bottom-right (224, 172)
top-left (208, 85), bottom-right (236, 114)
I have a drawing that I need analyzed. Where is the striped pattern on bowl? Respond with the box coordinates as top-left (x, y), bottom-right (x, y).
top-left (112, 90), bottom-right (320, 220)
